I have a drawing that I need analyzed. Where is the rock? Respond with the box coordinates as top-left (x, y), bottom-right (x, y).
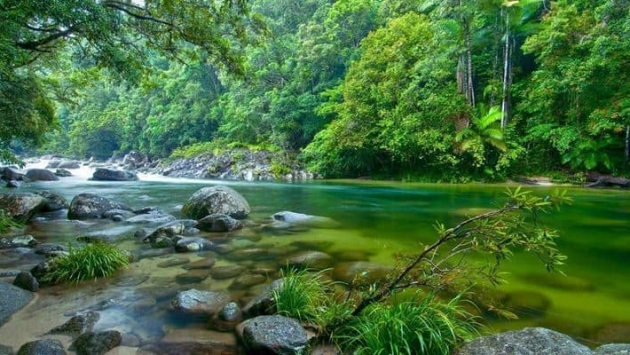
top-left (456, 327), bottom-right (593, 355)
top-left (272, 211), bottom-right (339, 228)
top-left (226, 248), bottom-right (270, 261)
top-left (7, 180), bottom-right (20, 188)
top-left (142, 220), bottom-right (196, 242)
top-left (125, 211), bottom-right (177, 225)
top-left (24, 168), bottom-right (59, 182)
top-left (229, 274), bottom-right (267, 290)
top-left (171, 289), bottom-right (231, 316)
top-left (0, 235), bottom-right (38, 249)
top-left (102, 209), bottom-right (135, 221)
top-left (242, 279), bottom-right (285, 317)
top-left (1, 167), bottom-right (24, 181)
top-left (57, 160), bottom-right (81, 169)
top-left (157, 257), bottom-right (190, 268)
top-left (310, 344), bottom-right (342, 355)
top-left (239, 315), bottom-right (308, 355)
top-left (67, 193), bottom-right (131, 220)
top-left (121, 151), bottom-right (148, 169)
top-left (175, 269), bottom-right (212, 284)
top-left (182, 186), bottom-right (250, 220)
top-left (13, 271), bottom-right (39, 292)
top-left (595, 344), bottom-right (630, 355)
top-left (333, 261), bottom-right (393, 285)
top-left (91, 168), bottom-right (138, 182)
top-left (49, 311), bottom-right (100, 337)
top-left (287, 251), bottom-right (333, 270)
top-left (174, 237), bottom-right (213, 252)
top-left (55, 169), bottom-right (72, 177)
top-left (72, 330), bottom-right (122, 355)
top-left (0, 193), bottom-right (47, 222)
top-left (35, 191), bottom-right (70, 212)
top-left (0, 281), bottom-right (34, 327)
top-left (16, 339), bottom-right (66, 355)
top-left (197, 214), bottom-right (244, 232)
top-left (182, 257), bottom-right (216, 270)
top-left (0, 344), bottom-right (12, 355)
top-left (34, 243), bottom-right (65, 256)
top-left (141, 328), bottom-right (237, 355)
top-left (211, 302), bottom-right (243, 332)
top-left (211, 265), bottom-right (246, 280)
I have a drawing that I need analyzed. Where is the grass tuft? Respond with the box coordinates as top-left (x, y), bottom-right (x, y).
top-left (42, 242), bottom-right (130, 285)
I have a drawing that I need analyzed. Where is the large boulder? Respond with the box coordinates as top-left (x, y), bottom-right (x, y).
top-left (56, 160), bottom-right (80, 169)
top-left (35, 191), bottom-right (70, 212)
top-left (91, 168), bottom-right (138, 182)
top-left (0, 193), bottom-right (47, 222)
top-left (182, 186), bottom-right (250, 220)
top-left (456, 327), bottom-right (593, 355)
top-left (238, 315), bottom-right (308, 355)
top-left (0, 281), bottom-right (34, 327)
top-left (67, 193), bottom-right (132, 220)
top-left (24, 168), bottom-right (59, 182)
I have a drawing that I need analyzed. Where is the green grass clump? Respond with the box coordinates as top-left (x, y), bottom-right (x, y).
top-left (0, 209), bottom-right (23, 233)
top-left (339, 293), bottom-right (479, 355)
top-left (274, 268), bottom-right (333, 323)
top-left (42, 242), bottom-right (130, 284)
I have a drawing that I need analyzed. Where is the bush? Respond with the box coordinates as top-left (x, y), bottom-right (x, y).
top-left (42, 242), bottom-right (130, 284)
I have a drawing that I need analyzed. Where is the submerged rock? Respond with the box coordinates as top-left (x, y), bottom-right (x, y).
top-left (49, 311), bottom-right (100, 337)
top-left (242, 279), bottom-right (285, 317)
top-left (35, 191), bottom-right (70, 212)
top-left (0, 281), bottom-right (34, 327)
top-left (72, 330), bottom-right (122, 355)
top-left (17, 339), bottom-right (66, 355)
top-left (456, 327), bottom-right (592, 355)
top-left (182, 186), bottom-right (250, 220)
top-left (272, 211), bottom-right (339, 228)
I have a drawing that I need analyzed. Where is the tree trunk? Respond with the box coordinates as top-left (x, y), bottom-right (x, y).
top-left (501, 8), bottom-right (511, 128)
top-left (625, 125), bottom-right (630, 162)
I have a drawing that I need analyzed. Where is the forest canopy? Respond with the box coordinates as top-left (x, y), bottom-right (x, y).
top-left (2, 0), bottom-right (629, 181)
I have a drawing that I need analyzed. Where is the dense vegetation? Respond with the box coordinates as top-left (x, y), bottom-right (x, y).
top-left (2, 0), bottom-right (629, 181)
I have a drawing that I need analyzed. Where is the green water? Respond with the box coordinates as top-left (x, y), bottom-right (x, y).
top-left (14, 176), bottom-right (630, 347)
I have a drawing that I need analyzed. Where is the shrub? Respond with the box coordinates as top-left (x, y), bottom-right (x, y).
top-left (274, 268), bottom-right (334, 323)
top-left (42, 242), bottom-right (130, 284)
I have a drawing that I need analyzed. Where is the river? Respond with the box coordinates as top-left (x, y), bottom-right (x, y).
top-left (0, 161), bottom-right (629, 351)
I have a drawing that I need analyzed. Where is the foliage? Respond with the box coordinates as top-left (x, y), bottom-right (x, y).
top-left (339, 293), bottom-right (478, 355)
top-left (42, 242), bottom-right (130, 285)
top-left (0, 210), bottom-right (23, 233)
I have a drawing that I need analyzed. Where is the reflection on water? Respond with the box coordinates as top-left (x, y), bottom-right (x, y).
top-left (1, 161), bottom-right (630, 350)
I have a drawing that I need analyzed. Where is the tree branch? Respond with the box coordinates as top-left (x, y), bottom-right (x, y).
top-left (16, 27), bottom-right (75, 51)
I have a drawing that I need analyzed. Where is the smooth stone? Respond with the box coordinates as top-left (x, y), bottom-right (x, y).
top-left (157, 257), bottom-right (190, 268)
top-left (226, 248), bottom-right (270, 261)
top-left (182, 258), bottom-right (216, 270)
top-left (175, 269), bottom-right (212, 284)
top-left (286, 250), bottom-right (333, 270)
top-left (239, 315), bottom-right (308, 355)
top-left (0, 281), bottom-right (34, 327)
top-left (211, 265), bottom-right (246, 280)
top-left (17, 339), bottom-right (66, 355)
top-left (228, 274), bottom-right (267, 290)
top-left (171, 289), bottom-right (231, 316)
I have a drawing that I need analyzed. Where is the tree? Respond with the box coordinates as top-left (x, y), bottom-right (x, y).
top-left (0, 0), bottom-right (265, 163)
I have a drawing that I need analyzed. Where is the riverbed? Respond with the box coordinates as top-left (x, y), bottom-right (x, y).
top-left (0, 161), bottom-right (629, 352)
